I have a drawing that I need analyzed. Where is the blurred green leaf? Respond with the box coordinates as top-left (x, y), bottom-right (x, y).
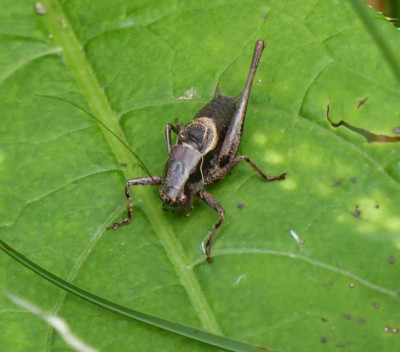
top-left (1, 238), bottom-right (265, 352)
top-left (1, 0), bottom-right (400, 351)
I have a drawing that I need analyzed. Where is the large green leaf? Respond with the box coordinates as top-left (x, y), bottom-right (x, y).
top-left (1, 0), bottom-right (400, 351)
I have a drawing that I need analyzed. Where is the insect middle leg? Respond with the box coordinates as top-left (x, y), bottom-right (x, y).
top-left (199, 190), bottom-right (225, 262)
top-left (209, 155), bottom-right (286, 184)
top-left (108, 176), bottom-right (162, 230)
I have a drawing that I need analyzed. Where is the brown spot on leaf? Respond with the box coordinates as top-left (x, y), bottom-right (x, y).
top-left (358, 317), bottom-right (366, 324)
top-left (356, 96), bottom-right (369, 108)
top-left (332, 179), bottom-right (343, 187)
top-left (352, 205), bottom-right (361, 218)
top-left (326, 103), bottom-right (400, 143)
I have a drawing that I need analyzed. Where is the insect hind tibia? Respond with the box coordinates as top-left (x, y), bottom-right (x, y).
top-left (218, 40), bottom-right (266, 165)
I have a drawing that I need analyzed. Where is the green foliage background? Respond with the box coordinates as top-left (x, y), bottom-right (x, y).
top-left (1, 0), bottom-right (400, 351)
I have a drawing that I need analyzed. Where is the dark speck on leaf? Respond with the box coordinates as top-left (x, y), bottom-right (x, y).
top-left (388, 256), bottom-right (396, 264)
top-left (320, 337), bottom-right (327, 344)
top-left (236, 203), bottom-right (244, 209)
top-left (343, 313), bottom-right (352, 320)
top-left (332, 179), bottom-right (343, 187)
top-left (357, 96), bottom-right (369, 108)
top-left (372, 302), bottom-right (379, 309)
top-left (358, 317), bottom-right (366, 324)
top-left (352, 205), bottom-right (361, 218)
top-left (349, 177), bottom-right (357, 183)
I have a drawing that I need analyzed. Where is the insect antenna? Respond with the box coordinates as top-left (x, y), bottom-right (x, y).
top-left (37, 95), bottom-right (157, 185)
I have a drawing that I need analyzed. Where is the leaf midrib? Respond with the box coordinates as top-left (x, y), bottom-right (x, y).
top-left (40, 0), bottom-right (221, 335)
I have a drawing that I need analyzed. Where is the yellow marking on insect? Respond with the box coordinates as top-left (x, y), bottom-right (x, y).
top-left (199, 155), bottom-right (205, 186)
top-left (181, 142), bottom-right (194, 149)
top-left (186, 117), bottom-right (218, 155)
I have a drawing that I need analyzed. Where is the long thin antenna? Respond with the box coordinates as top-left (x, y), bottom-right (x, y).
top-left (37, 95), bottom-right (155, 182)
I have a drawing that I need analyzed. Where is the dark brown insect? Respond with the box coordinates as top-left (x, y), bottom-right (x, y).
top-left (109, 40), bottom-right (286, 262)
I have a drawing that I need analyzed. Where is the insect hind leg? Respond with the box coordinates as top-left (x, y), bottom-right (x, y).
top-left (209, 155), bottom-right (286, 184)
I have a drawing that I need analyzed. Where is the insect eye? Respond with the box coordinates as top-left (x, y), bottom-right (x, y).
top-left (179, 194), bottom-right (188, 204)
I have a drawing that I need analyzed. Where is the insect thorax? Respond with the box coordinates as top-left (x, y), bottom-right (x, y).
top-left (178, 117), bottom-right (218, 155)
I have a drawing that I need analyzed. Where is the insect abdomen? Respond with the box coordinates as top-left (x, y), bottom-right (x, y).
top-left (194, 94), bottom-right (236, 137)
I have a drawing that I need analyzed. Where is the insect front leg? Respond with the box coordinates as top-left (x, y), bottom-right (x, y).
top-left (108, 176), bottom-right (163, 230)
top-left (199, 191), bottom-right (225, 263)
top-left (165, 122), bottom-right (182, 154)
top-left (209, 155), bottom-right (286, 184)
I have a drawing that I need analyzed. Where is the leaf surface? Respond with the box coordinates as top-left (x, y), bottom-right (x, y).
top-left (1, 0), bottom-right (400, 351)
